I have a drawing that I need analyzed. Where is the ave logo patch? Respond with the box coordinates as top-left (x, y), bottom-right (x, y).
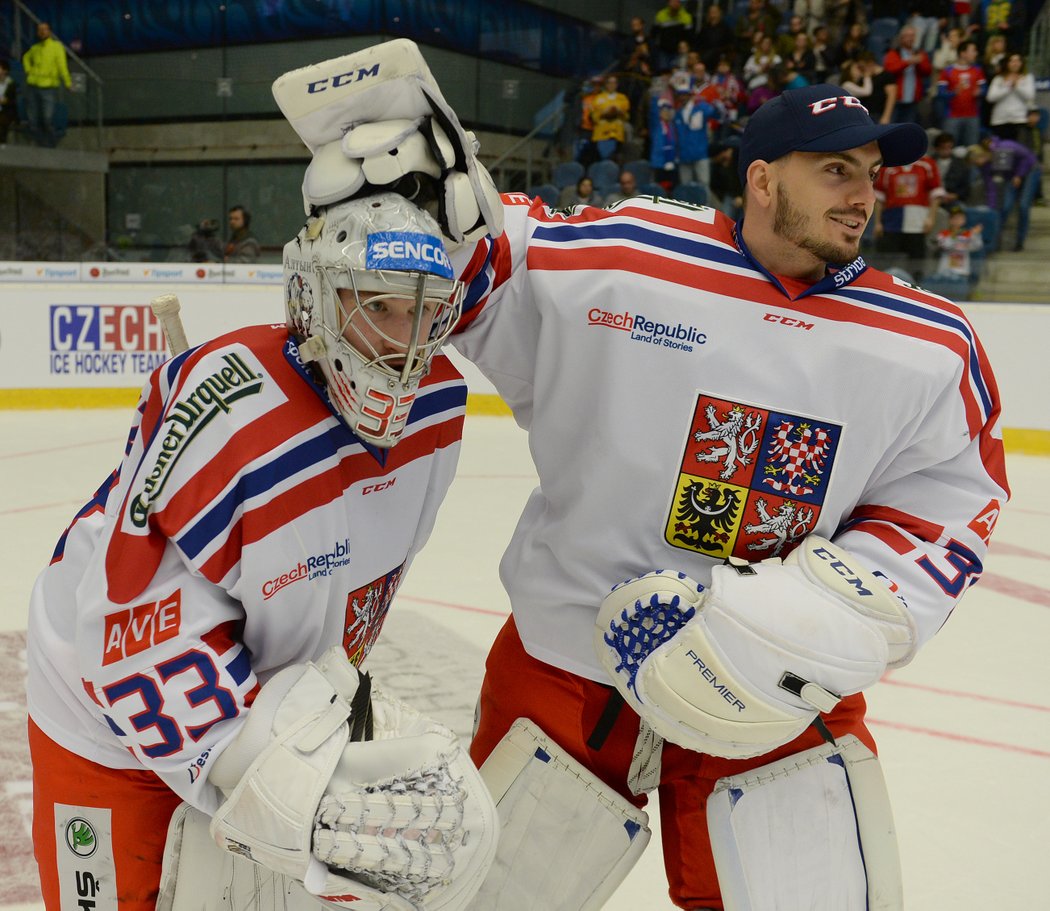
top-left (102, 590), bottom-right (182, 665)
top-left (665, 394), bottom-right (842, 559)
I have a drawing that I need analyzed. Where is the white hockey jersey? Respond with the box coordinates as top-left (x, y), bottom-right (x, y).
top-left (26, 325), bottom-right (466, 811)
top-left (451, 193), bottom-right (1009, 683)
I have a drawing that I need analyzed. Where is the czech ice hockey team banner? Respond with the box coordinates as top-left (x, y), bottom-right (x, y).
top-left (0, 281), bottom-right (280, 390)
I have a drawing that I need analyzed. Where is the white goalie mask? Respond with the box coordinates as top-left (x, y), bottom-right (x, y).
top-left (283, 193), bottom-right (464, 447)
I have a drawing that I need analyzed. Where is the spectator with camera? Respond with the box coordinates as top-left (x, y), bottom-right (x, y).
top-left (224, 205), bottom-right (260, 263)
top-left (187, 217), bottom-right (223, 262)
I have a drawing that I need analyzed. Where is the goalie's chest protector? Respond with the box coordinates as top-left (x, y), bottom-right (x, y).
top-left (457, 197), bottom-right (991, 682)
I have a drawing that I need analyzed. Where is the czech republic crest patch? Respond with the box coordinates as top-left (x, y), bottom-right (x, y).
top-left (665, 394), bottom-right (842, 560)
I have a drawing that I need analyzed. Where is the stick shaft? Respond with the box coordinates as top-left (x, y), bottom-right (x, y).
top-left (150, 293), bottom-right (190, 355)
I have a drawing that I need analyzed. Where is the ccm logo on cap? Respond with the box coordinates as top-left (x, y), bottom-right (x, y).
top-left (809, 95), bottom-right (870, 116)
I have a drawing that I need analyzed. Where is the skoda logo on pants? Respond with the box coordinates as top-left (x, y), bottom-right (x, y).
top-left (65, 818), bottom-right (98, 857)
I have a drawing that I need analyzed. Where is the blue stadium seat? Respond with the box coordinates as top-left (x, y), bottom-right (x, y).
top-left (673, 182), bottom-right (710, 206)
top-left (964, 206), bottom-right (1001, 254)
top-left (638, 181), bottom-right (666, 197)
top-left (587, 158), bottom-right (621, 193)
top-left (867, 17), bottom-right (901, 59)
top-left (527, 184), bottom-right (561, 206)
top-left (551, 160), bottom-right (585, 190)
top-left (622, 159), bottom-right (654, 186)
top-left (550, 160), bottom-right (583, 189)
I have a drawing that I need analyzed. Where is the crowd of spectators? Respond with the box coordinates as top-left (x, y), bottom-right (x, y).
top-left (545, 0), bottom-right (1047, 292)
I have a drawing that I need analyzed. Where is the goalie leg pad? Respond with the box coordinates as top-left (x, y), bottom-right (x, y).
top-left (466, 718), bottom-right (652, 911)
top-left (157, 802), bottom-right (413, 911)
top-left (707, 734), bottom-right (903, 911)
top-left (157, 803), bottom-right (229, 911)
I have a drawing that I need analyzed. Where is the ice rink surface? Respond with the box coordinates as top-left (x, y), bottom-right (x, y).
top-left (2, 409), bottom-right (1048, 910)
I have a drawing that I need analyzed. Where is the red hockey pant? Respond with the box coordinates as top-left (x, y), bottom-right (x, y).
top-left (29, 718), bottom-right (183, 911)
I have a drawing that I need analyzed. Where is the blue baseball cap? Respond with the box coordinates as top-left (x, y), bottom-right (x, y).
top-left (738, 84), bottom-right (928, 182)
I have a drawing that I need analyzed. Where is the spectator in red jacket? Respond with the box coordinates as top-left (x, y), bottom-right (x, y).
top-left (937, 40), bottom-right (986, 147)
top-left (883, 25), bottom-right (933, 123)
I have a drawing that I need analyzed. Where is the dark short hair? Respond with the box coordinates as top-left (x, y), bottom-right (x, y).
top-left (229, 205), bottom-right (251, 227)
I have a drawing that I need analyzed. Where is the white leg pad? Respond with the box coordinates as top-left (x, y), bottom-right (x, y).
top-left (466, 718), bottom-right (651, 911)
top-left (707, 734), bottom-right (903, 911)
top-left (157, 803), bottom-right (412, 911)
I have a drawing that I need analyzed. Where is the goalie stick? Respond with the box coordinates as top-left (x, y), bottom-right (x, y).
top-left (151, 293), bottom-right (190, 355)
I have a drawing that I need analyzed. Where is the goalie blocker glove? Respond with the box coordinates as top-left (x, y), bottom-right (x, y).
top-left (272, 39), bottom-right (504, 246)
top-left (207, 646), bottom-right (498, 910)
top-left (594, 536), bottom-right (917, 759)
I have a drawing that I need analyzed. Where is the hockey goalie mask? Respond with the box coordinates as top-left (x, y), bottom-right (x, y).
top-left (284, 193), bottom-right (463, 447)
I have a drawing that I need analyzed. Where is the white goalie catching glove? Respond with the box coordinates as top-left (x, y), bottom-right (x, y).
top-left (594, 537), bottom-right (917, 759)
top-left (208, 646), bottom-right (498, 910)
top-left (272, 38), bottom-right (503, 245)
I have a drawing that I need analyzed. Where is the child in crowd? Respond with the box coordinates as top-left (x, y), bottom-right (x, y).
top-left (650, 99), bottom-right (679, 189)
top-left (931, 204), bottom-right (983, 283)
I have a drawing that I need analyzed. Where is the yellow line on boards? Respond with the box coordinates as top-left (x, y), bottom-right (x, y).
top-left (1002, 428), bottom-right (1050, 457)
top-left (0, 388), bottom-right (515, 417)
top-left (3, 390), bottom-right (1047, 455)
top-left (0, 388), bottom-right (142, 409)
